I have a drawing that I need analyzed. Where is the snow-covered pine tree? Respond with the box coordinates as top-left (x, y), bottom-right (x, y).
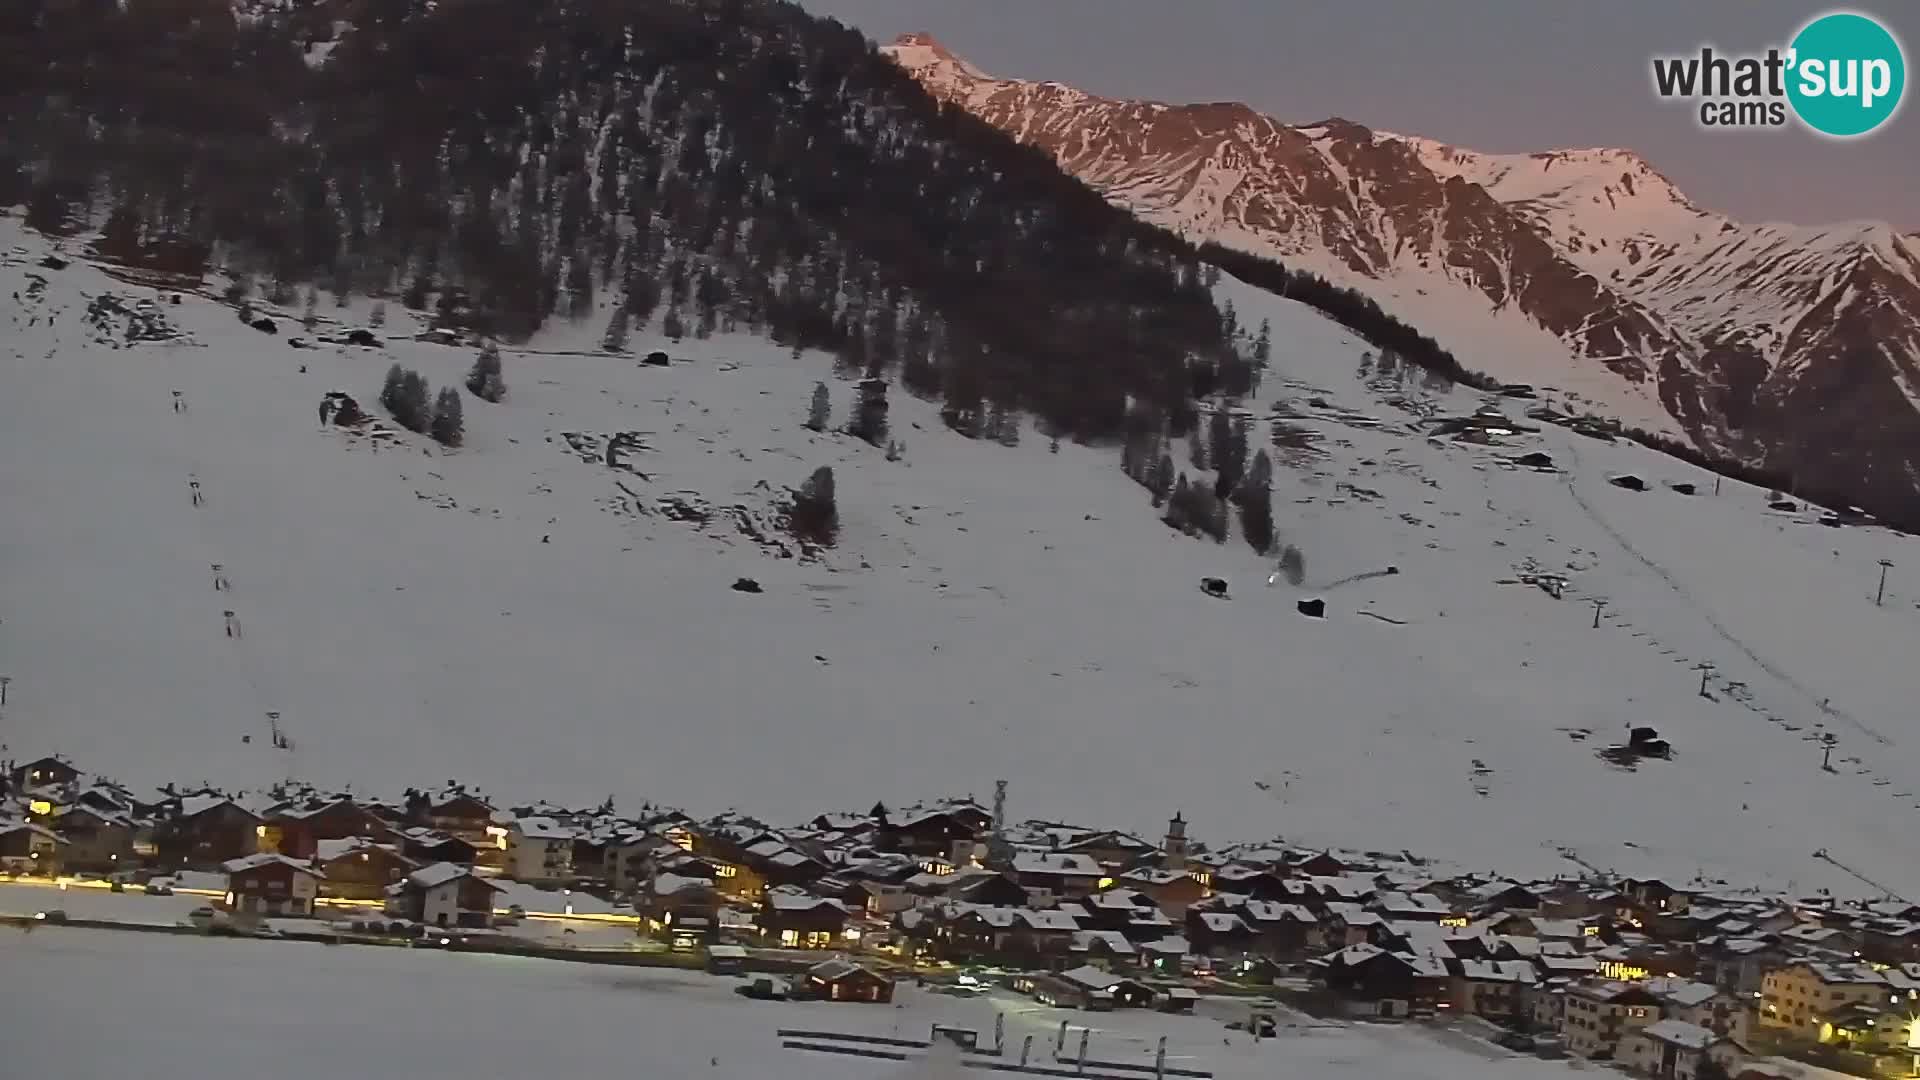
top-left (789, 465), bottom-right (838, 545)
top-left (431, 386), bottom-right (464, 447)
top-left (805, 381), bottom-right (831, 432)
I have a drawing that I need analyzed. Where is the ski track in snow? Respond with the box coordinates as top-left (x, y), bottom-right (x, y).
top-left (3, 220), bottom-right (1919, 896)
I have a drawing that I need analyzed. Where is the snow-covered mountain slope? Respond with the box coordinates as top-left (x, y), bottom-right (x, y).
top-left (6, 218), bottom-right (1920, 895)
top-left (883, 35), bottom-right (1920, 524)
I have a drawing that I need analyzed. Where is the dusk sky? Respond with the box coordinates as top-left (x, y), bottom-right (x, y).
top-left (800, 0), bottom-right (1915, 229)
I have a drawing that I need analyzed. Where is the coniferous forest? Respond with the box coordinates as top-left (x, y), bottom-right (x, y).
top-left (1, 0), bottom-right (1253, 447)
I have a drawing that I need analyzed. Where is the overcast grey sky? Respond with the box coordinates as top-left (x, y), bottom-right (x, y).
top-left (799, 0), bottom-right (1915, 229)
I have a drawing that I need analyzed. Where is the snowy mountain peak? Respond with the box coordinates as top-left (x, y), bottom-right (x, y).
top-left (884, 40), bottom-right (1920, 525)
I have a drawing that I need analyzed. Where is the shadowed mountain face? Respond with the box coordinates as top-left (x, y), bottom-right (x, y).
top-left (886, 33), bottom-right (1920, 522)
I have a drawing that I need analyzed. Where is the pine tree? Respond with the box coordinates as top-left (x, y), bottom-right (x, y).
top-left (430, 387), bottom-right (464, 447)
top-left (790, 465), bottom-right (838, 546)
top-left (466, 342), bottom-right (505, 403)
top-left (398, 370), bottom-right (431, 433)
top-left (1277, 544), bottom-right (1306, 586)
top-left (1253, 319), bottom-right (1271, 368)
top-left (1210, 409), bottom-right (1247, 499)
top-left (601, 307), bottom-right (630, 353)
top-left (1239, 450), bottom-right (1275, 553)
top-left (1152, 454), bottom-right (1175, 506)
top-left (805, 381), bottom-right (832, 432)
top-left (1163, 474), bottom-right (1192, 532)
top-left (848, 379), bottom-right (888, 447)
top-left (380, 363), bottom-right (406, 417)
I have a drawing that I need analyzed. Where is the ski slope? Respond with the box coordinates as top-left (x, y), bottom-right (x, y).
top-left (3, 217), bottom-right (1918, 895)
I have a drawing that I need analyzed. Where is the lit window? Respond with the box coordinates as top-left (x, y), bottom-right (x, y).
top-left (780, 929), bottom-right (798, 947)
top-left (715, 865), bottom-right (738, 878)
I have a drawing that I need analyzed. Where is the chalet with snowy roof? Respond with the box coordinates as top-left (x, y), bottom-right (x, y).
top-left (1118, 866), bottom-right (1211, 916)
top-left (259, 798), bottom-right (396, 860)
top-left (941, 869), bottom-right (1030, 907)
top-left (384, 862), bottom-right (502, 928)
top-left (8, 756), bottom-right (80, 792)
top-left (316, 838), bottom-right (418, 901)
top-left (1643, 978), bottom-right (1752, 1045)
top-left (1011, 850), bottom-right (1106, 899)
top-left (398, 827), bottom-right (477, 867)
top-left (1564, 981), bottom-right (1664, 1059)
top-left (637, 871), bottom-right (722, 940)
top-left (757, 888), bottom-right (849, 949)
top-left (49, 803), bottom-right (133, 872)
top-left (1625, 878), bottom-right (1692, 916)
top-left (156, 794), bottom-right (260, 868)
top-left (1058, 830), bottom-right (1157, 872)
top-left (1021, 965), bottom-right (1155, 1010)
top-left (1618, 1019), bottom-right (1749, 1080)
top-left (0, 820), bottom-right (64, 873)
top-left (223, 853), bottom-right (324, 917)
top-left (425, 792), bottom-right (495, 844)
top-left (1321, 902), bottom-right (1388, 947)
top-left (1316, 944), bottom-right (1451, 1016)
top-left (796, 959), bottom-right (893, 1004)
top-left (1370, 890), bottom-right (1457, 924)
top-left (1213, 864), bottom-right (1289, 900)
top-left (1464, 879), bottom-right (1543, 913)
top-left (506, 816), bottom-right (576, 883)
top-left (1858, 919), bottom-right (1920, 965)
top-left (874, 801), bottom-right (991, 859)
top-left (1448, 959), bottom-right (1537, 1020)
top-left (1072, 930), bottom-right (1142, 970)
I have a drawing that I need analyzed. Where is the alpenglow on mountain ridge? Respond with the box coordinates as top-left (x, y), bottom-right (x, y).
top-left (885, 33), bottom-right (1920, 525)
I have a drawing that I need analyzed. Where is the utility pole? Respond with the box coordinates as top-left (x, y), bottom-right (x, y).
top-left (1591, 599), bottom-right (1606, 628)
top-left (1713, 475), bottom-right (1722, 496)
top-left (1877, 559), bottom-right (1894, 607)
top-left (0, 675), bottom-right (10, 708)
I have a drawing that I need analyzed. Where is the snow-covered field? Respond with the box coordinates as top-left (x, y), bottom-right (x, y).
top-left (4, 216), bottom-right (1919, 894)
top-left (0, 927), bottom-right (1583, 1080)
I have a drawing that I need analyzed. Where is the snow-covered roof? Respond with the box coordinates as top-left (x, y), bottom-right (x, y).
top-left (1017, 909), bottom-right (1081, 931)
top-left (222, 853), bottom-right (321, 877)
top-left (1645, 978), bottom-right (1722, 1008)
top-left (407, 862), bottom-right (497, 890)
top-left (1059, 965), bottom-right (1123, 991)
top-left (765, 891), bottom-right (848, 914)
top-left (1011, 851), bottom-right (1103, 877)
top-left (1457, 960), bottom-right (1536, 982)
top-left (1073, 930), bottom-right (1137, 954)
top-left (513, 816), bottom-right (575, 840)
top-left (1638, 1019), bottom-right (1718, 1049)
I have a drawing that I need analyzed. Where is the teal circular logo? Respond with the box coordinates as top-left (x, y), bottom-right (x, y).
top-left (1787, 12), bottom-right (1906, 137)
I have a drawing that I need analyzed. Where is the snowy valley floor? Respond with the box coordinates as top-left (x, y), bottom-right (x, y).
top-left (4, 219), bottom-right (1920, 895)
top-left (0, 927), bottom-right (1584, 1080)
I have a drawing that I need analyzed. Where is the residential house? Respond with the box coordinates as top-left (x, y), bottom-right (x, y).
top-left (0, 821), bottom-right (64, 873)
top-left (426, 792), bottom-right (495, 845)
top-left (1466, 880), bottom-right (1544, 913)
top-left (1235, 900), bottom-right (1320, 957)
top-left (9, 756), bottom-right (80, 791)
top-left (1371, 890), bottom-right (1458, 925)
top-left (316, 839), bottom-right (418, 901)
top-left (1626, 879), bottom-right (1692, 917)
top-left (1697, 937), bottom-right (1787, 997)
top-left (796, 960), bottom-right (893, 1003)
top-left (222, 853), bottom-right (324, 917)
top-left (1564, 982), bottom-right (1664, 1060)
top-left (1011, 850), bottom-right (1106, 900)
top-left (1645, 978), bottom-right (1752, 1045)
top-left (259, 799), bottom-right (395, 860)
top-left (398, 827), bottom-right (477, 867)
top-left (1120, 867), bottom-right (1211, 916)
top-left (877, 803), bottom-right (990, 858)
top-left (946, 871), bottom-right (1030, 908)
top-left (637, 871), bottom-right (722, 944)
top-left (385, 862), bottom-right (503, 928)
top-left (1188, 911), bottom-right (1256, 959)
top-left (1319, 944), bottom-right (1452, 1016)
top-left (506, 817), bottom-right (576, 883)
top-left (1759, 961), bottom-right (1888, 1041)
top-left (48, 804), bottom-right (132, 872)
top-left (1072, 930), bottom-right (1142, 971)
top-left (156, 795), bottom-right (260, 869)
top-left (1449, 960), bottom-right (1537, 1021)
top-left (1060, 830), bottom-right (1157, 874)
top-left (1618, 1020), bottom-right (1748, 1080)
top-left (758, 889), bottom-right (850, 949)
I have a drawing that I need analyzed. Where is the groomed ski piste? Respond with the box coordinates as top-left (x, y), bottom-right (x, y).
top-left (2, 215), bottom-right (1916, 896)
